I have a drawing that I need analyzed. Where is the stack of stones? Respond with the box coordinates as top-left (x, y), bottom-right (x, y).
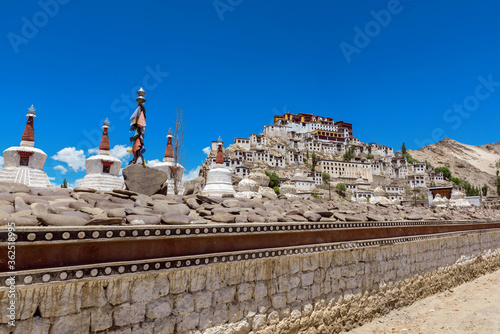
top-left (1, 180), bottom-right (499, 227)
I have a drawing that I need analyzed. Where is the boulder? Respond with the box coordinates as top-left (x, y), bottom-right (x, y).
top-left (106, 208), bottom-right (127, 218)
top-left (0, 216), bottom-right (39, 226)
top-left (211, 211), bottom-right (235, 223)
top-left (303, 211), bottom-right (322, 222)
top-left (14, 197), bottom-right (30, 212)
top-left (345, 215), bottom-right (364, 222)
top-left (160, 213), bottom-right (194, 225)
top-left (134, 194), bottom-right (151, 207)
top-left (38, 214), bottom-right (89, 226)
top-left (235, 215), bottom-right (248, 224)
top-left (288, 215), bottom-right (308, 222)
top-left (248, 171), bottom-right (270, 187)
top-left (126, 215), bottom-right (161, 225)
top-left (182, 177), bottom-right (204, 196)
top-left (238, 178), bottom-right (259, 192)
top-left (152, 203), bottom-right (190, 215)
top-left (60, 211), bottom-right (91, 220)
top-left (73, 187), bottom-right (96, 193)
top-left (125, 207), bottom-right (158, 216)
top-left (279, 183), bottom-right (297, 195)
top-left (234, 191), bottom-right (262, 199)
top-left (87, 217), bottom-right (125, 225)
top-left (315, 210), bottom-right (333, 218)
top-left (258, 187), bottom-right (278, 200)
top-left (122, 164), bottom-right (168, 196)
top-left (247, 214), bottom-right (265, 223)
top-left (68, 201), bottom-right (93, 210)
top-left (367, 214), bottom-right (385, 222)
top-left (31, 203), bottom-right (48, 217)
top-left (0, 181), bottom-right (30, 193)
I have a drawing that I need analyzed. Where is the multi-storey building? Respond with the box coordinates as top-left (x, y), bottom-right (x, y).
top-left (428, 171), bottom-right (444, 183)
top-left (385, 186), bottom-right (405, 201)
top-left (318, 160), bottom-right (373, 183)
top-left (407, 174), bottom-right (426, 188)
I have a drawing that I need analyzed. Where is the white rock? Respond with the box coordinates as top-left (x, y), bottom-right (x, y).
top-left (237, 178), bottom-right (259, 192)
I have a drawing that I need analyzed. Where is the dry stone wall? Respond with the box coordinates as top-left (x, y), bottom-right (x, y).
top-left (1, 230), bottom-right (500, 334)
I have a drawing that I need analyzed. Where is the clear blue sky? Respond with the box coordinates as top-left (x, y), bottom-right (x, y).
top-left (1, 1), bottom-right (499, 186)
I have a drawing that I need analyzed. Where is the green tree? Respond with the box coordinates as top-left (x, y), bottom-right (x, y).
top-left (366, 153), bottom-right (374, 159)
top-left (60, 179), bottom-right (68, 188)
top-left (273, 186), bottom-right (280, 195)
top-left (335, 183), bottom-right (347, 197)
top-left (435, 167), bottom-right (452, 180)
top-left (496, 159), bottom-right (500, 176)
top-left (425, 160), bottom-right (432, 169)
top-left (265, 170), bottom-right (281, 188)
top-left (311, 152), bottom-right (317, 172)
top-left (496, 176), bottom-right (500, 196)
top-left (343, 147), bottom-right (354, 162)
top-left (482, 184), bottom-right (488, 197)
top-left (402, 142), bottom-right (407, 155)
top-left (323, 172), bottom-right (331, 200)
top-left (322, 172), bottom-right (330, 183)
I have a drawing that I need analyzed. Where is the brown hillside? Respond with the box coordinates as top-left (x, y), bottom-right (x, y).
top-left (408, 138), bottom-right (500, 192)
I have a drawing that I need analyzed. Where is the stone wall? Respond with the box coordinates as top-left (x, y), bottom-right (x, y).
top-left (1, 230), bottom-right (500, 334)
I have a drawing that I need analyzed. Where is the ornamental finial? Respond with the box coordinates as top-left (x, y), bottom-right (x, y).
top-left (136, 87), bottom-right (146, 104)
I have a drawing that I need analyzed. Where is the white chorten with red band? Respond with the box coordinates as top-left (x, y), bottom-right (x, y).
top-left (201, 137), bottom-right (235, 197)
top-left (0, 105), bottom-right (51, 187)
top-left (151, 129), bottom-right (185, 195)
top-left (78, 119), bottom-right (124, 191)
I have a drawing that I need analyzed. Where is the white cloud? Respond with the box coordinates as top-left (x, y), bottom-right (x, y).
top-left (110, 145), bottom-right (132, 161)
top-left (52, 147), bottom-right (86, 172)
top-left (88, 147), bottom-right (99, 155)
top-left (88, 144), bottom-right (131, 164)
top-left (202, 147), bottom-right (211, 155)
top-left (183, 166), bottom-right (201, 182)
top-left (68, 178), bottom-right (83, 189)
top-left (54, 165), bottom-right (68, 175)
top-left (0, 156), bottom-right (3, 169)
top-left (148, 159), bottom-right (161, 167)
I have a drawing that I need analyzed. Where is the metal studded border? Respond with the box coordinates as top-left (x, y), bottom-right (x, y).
top-left (0, 220), bottom-right (486, 243)
top-left (0, 229), bottom-right (489, 289)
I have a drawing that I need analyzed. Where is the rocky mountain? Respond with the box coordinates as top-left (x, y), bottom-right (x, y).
top-left (409, 138), bottom-right (500, 193)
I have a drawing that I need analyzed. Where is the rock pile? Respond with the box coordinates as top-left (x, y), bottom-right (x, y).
top-left (0, 181), bottom-right (498, 227)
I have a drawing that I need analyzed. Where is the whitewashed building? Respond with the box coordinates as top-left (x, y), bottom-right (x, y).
top-left (0, 105), bottom-right (52, 188)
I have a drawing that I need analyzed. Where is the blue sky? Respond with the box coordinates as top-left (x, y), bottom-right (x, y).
top-left (1, 1), bottom-right (499, 187)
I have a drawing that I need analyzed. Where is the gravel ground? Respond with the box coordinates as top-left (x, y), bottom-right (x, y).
top-left (343, 269), bottom-right (500, 334)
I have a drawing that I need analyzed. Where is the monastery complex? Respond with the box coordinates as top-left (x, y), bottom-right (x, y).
top-left (203, 112), bottom-right (446, 202)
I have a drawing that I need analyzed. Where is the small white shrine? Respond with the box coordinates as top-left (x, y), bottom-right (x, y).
top-left (151, 129), bottom-right (185, 195)
top-left (201, 137), bottom-right (235, 197)
top-left (78, 119), bottom-right (124, 191)
top-left (0, 105), bottom-right (51, 187)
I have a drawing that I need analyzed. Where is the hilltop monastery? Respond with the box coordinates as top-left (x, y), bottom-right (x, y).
top-left (203, 112), bottom-right (445, 202)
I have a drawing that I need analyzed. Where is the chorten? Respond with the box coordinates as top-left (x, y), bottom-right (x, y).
top-left (201, 137), bottom-right (235, 197)
top-left (0, 105), bottom-right (51, 187)
top-left (151, 129), bottom-right (185, 195)
top-left (79, 119), bottom-right (124, 191)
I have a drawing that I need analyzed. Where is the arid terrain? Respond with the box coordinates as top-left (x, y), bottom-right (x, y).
top-left (409, 138), bottom-right (500, 192)
top-left (344, 268), bottom-right (500, 334)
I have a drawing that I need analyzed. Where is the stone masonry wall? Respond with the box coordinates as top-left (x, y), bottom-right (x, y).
top-left (1, 230), bottom-right (500, 334)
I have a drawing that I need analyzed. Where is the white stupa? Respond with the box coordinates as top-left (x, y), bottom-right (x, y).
top-left (78, 119), bottom-right (124, 191)
top-left (201, 137), bottom-right (235, 197)
top-left (151, 129), bottom-right (185, 195)
top-left (0, 105), bottom-right (51, 187)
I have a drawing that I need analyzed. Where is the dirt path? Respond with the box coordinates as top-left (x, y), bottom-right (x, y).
top-left (343, 269), bottom-right (500, 334)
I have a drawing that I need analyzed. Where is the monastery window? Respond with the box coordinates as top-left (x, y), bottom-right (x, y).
top-left (103, 165), bottom-right (110, 174)
top-left (20, 157), bottom-right (29, 166)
